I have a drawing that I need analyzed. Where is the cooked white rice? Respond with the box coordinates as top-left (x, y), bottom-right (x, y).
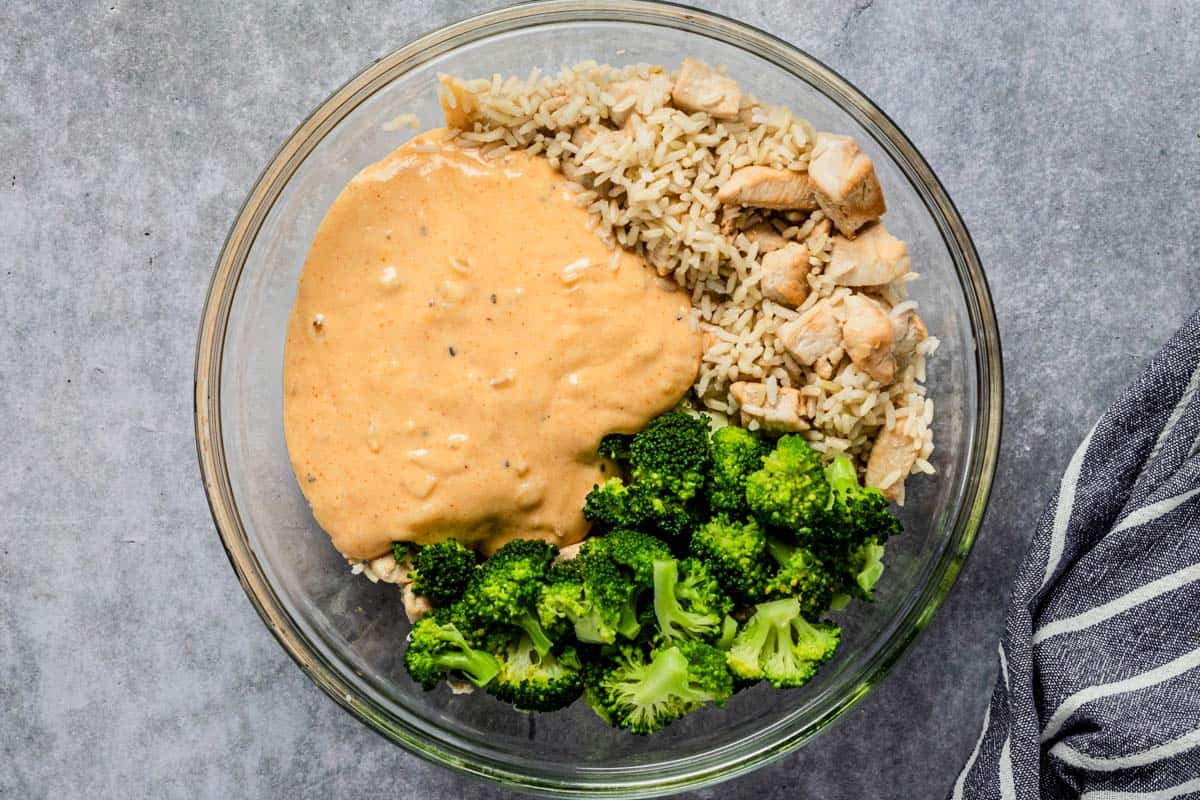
top-left (435, 61), bottom-right (937, 488)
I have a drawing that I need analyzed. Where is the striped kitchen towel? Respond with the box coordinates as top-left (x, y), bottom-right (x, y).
top-left (952, 308), bottom-right (1200, 800)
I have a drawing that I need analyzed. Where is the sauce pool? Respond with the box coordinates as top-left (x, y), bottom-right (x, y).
top-left (283, 131), bottom-right (701, 558)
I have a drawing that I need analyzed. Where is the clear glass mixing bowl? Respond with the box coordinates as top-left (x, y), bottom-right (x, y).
top-left (194, 2), bottom-right (1002, 795)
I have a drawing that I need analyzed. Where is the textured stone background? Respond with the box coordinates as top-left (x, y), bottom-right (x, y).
top-left (2, 1), bottom-right (1198, 798)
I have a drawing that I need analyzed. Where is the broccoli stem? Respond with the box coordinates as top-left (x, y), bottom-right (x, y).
top-left (766, 536), bottom-right (794, 566)
top-left (517, 613), bottom-right (554, 658)
top-left (438, 649), bottom-right (500, 687)
top-left (826, 455), bottom-right (858, 495)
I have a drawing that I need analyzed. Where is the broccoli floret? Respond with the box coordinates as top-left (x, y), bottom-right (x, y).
top-left (706, 425), bottom-right (767, 515)
top-left (538, 554), bottom-right (640, 645)
top-left (813, 456), bottom-right (901, 599)
top-left (689, 515), bottom-right (773, 603)
top-left (409, 539), bottom-right (477, 606)
top-left (745, 435), bottom-right (831, 531)
top-left (487, 635), bottom-right (584, 712)
top-left (582, 528), bottom-right (672, 588)
top-left (597, 433), bottom-right (634, 461)
top-left (825, 456), bottom-right (903, 544)
top-left (455, 539), bottom-right (557, 656)
top-left (651, 558), bottom-right (732, 642)
top-left (847, 539), bottom-right (887, 600)
top-left (763, 538), bottom-right (836, 618)
top-left (592, 641), bottom-right (733, 734)
top-left (725, 598), bottom-right (840, 689)
top-left (628, 411), bottom-right (712, 502)
top-left (392, 541), bottom-right (415, 565)
top-left (583, 478), bottom-right (697, 542)
top-left (583, 477), bottom-right (645, 531)
top-left (404, 609), bottom-right (501, 690)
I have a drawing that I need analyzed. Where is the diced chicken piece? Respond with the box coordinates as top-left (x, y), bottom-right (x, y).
top-left (826, 223), bottom-right (910, 287)
top-left (730, 381), bottom-right (810, 433)
top-left (446, 678), bottom-right (476, 695)
top-left (893, 310), bottom-right (929, 361)
top-left (778, 299), bottom-right (842, 366)
top-left (842, 294), bottom-right (897, 385)
top-left (366, 552), bottom-right (414, 585)
top-left (717, 166), bottom-right (819, 210)
top-left (438, 75), bottom-right (477, 129)
top-left (742, 223), bottom-right (789, 254)
top-left (402, 584), bottom-right (433, 623)
top-left (759, 243), bottom-right (811, 307)
top-left (553, 542), bottom-right (585, 564)
top-left (608, 74), bottom-right (673, 126)
top-left (808, 133), bottom-right (886, 237)
top-left (866, 427), bottom-right (919, 503)
top-left (671, 58), bottom-right (741, 118)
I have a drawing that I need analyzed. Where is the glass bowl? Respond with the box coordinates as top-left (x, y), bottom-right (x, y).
top-left (194, 1), bottom-right (1002, 796)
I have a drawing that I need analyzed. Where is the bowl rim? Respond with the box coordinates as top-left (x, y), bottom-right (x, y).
top-left (194, 1), bottom-right (1003, 796)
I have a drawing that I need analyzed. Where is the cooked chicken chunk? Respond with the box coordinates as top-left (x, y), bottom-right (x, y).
top-left (893, 310), bottom-right (929, 361)
top-left (438, 75), bottom-right (477, 129)
top-left (553, 542), bottom-right (585, 564)
top-left (866, 427), bottom-right (919, 503)
top-left (730, 381), bottom-right (809, 432)
top-left (842, 294), bottom-right (896, 384)
top-left (402, 584), bottom-right (433, 623)
top-left (759, 243), bottom-right (811, 307)
top-left (743, 223), bottom-right (788, 253)
top-left (717, 166), bottom-right (818, 210)
top-left (778, 299), bottom-right (842, 367)
top-left (608, 74), bottom-right (673, 126)
top-left (671, 58), bottom-right (741, 118)
top-left (808, 133), bottom-right (886, 237)
top-left (826, 223), bottom-right (910, 286)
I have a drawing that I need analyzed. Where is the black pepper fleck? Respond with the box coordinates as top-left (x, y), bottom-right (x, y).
top-left (503, 460), bottom-right (510, 468)
top-left (490, 293), bottom-right (497, 304)
top-left (448, 346), bottom-right (457, 357)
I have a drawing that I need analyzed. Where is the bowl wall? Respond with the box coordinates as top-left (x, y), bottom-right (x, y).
top-left (197, 2), bottom-right (1001, 795)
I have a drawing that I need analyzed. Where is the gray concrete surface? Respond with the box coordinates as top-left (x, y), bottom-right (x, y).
top-left (2, 1), bottom-right (1198, 798)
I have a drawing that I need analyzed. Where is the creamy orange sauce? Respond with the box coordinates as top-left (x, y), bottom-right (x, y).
top-left (283, 131), bottom-right (701, 559)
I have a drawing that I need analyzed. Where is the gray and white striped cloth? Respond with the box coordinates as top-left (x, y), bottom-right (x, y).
top-left (951, 309), bottom-right (1200, 800)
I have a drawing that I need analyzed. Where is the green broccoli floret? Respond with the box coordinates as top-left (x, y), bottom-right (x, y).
top-left (597, 433), bottom-right (634, 461)
top-left (744, 434), bottom-right (830, 534)
top-left (628, 411), bottom-right (712, 502)
top-left (592, 641), bottom-right (733, 734)
top-left (404, 609), bottom-right (501, 690)
top-left (813, 456), bottom-right (901, 599)
top-left (409, 539), bottom-right (477, 606)
top-left (392, 541), bottom-right (415, 565)
top-left (706, 425), bottom-right (767, 515)
top-left (745, 435), bottom-right (830, 531)
top-left (487, 635), bottom-right (584, 712)
top-left (689, 515), bottom-right (773, 603)
top-left (583, 477), bottom-right (645, 531)
top-left (825, 456), bottom-right (902, 543)
top-left (651, 558), bottom-right (732, 642)
top-left (847, 539), bottom-right (887, 600)
top-left (582, 528), bottom-right (672, 588)
top-left (455, 539), bottom-right (557, 657)
top-left (538, 554), bottom-right (640, 645)
top-left (763, 538), bottom-right (836, 618)
top-left (725, 598), bottom-right (840, 689)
